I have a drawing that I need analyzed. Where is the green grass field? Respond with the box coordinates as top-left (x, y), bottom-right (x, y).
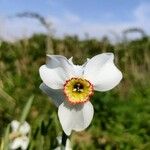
top-left (0, 34), bottom-right (150, 150)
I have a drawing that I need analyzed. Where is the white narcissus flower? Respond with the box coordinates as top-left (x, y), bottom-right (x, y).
top-left (9, 120), bottom-right (30, 150)
top-left (39, 53), bottom-right (122, 135)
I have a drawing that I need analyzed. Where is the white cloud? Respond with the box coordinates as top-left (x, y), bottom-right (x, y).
top-left (50, 2), bottom-right (150, 41)
top-left (134, 2), bottom-right (150, 22)
top-left (64, 12), bottom-right (81, 23)
top-left (0, 2), bottom-right (150, 42)
top-left (133, 2), bottom-right (150, 30)
top-left (0, 16), bottom-right (46, 41)
top-left (49, 13), bottom-right (140, 41)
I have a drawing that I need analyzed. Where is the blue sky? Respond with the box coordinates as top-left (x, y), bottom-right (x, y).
top-left (0, 0), bottom-right (150, 41)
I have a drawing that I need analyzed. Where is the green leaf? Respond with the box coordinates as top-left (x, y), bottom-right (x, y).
top-left (20, 95), bottom-right (34, 124)
top-left (3, 124), bottom-right (10, 150)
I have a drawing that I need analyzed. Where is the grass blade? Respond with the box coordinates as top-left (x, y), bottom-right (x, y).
top-left (20, 95), bottom-right (34, 124)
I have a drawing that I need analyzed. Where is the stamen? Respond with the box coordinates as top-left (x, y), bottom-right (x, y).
top-left (73, 82), bottom-right (84, 92)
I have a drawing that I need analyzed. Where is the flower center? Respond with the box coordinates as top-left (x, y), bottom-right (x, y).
top-left (9, 131), bottom-right (22, 140)
top-left (73, 82), bottom-right (84, 92)
top-left (63, 78), bottom-right (94, 104)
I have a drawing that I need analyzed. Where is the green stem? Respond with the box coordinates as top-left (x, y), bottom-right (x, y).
top-left (61, 131), bottom-right (68, 149)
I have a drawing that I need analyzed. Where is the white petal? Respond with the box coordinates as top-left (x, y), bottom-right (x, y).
top-left (10, 136), bottom-right (29, 150)
top-left (68, 57), bottom-right (74, 65)
top-left (46, 55), bottom-right (74, 77)
top-left (68, 57), bottom-right (83, 76)
top-left (68, 57), bottom-right (88, 77)
top-left (58, 101), bottom-right (94, 135)
top-left (40, 55), bottom-right (77, 89)
top-left (65, 139), bottom-right (72, 150)
top-left (47, 55), bottom-right (71, 68)
top-left (39, 65), bottom-right (67, 89)
top-left (20, 136), bottom-right (29, 150)
top-left (10, 137), bottom-right (22, 149)
top-left (19, 122), bottom-right (30, 135)
top-left (40, 83), bottom-right (64, 107)
top-left (72, 65), bottom-right (84, 76)
top-left (84, 53), bottom-right (122, 91)
top-left (11, 120), bottom-right (20, 132)
top-left (11, 120), bottom-right (30, 135)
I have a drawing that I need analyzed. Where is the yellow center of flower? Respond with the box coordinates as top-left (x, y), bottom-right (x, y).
top-left (63, 78), bottom-right (94, 104)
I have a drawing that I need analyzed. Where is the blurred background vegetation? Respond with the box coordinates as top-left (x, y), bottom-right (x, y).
top-left (0, 21), bottom-right (150, 149)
